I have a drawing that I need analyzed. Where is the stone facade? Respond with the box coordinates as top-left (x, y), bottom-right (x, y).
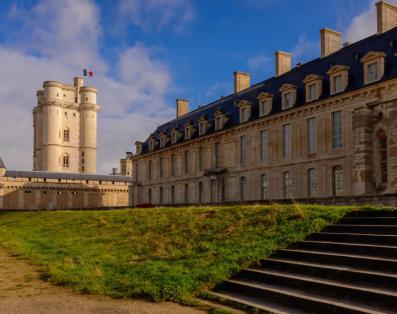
top-left (33, 77), bottom-right (99, 174)
top-left (0, 160), bottom-right (133, 210)
top-left (122, 1), bottom-right (397, 207)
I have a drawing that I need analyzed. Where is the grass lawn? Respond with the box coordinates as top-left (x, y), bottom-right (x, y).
top-left (0, 204), bottom-right (365, 303)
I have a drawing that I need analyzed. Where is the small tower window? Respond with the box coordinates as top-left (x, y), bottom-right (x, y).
top-left (63, 128), bottom-right (70, 142)
top-left (62, 154), bottom-right (70, 168)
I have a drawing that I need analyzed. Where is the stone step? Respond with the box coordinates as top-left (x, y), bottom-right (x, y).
top-left (257, 258), bottom-right (397, 292)
top-left (345, 211), bottom-right (397, 218)
top-left (323, 224), bottom-right (397, 235)
top-left (213, 280), bottom-right (382, 314)
top-left (289, 240), bottom-right (397, 259)
top-left (233, 268), bottom-right (397, 310)
top-left (308, 232), bottom-right (397, 246)
top-left (339, 217), bottom-right (397, 225)
top-left (273, 249), bottom-right (397, 274)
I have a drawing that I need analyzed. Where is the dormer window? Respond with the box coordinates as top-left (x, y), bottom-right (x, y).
top-left (159, 132), bottom-right (169, 148)
top-left (360, 51), bottom-right (385, 85)
top-left (279, 84), bottom-right (297, 110)
top-left (185, 125), bottom-right (191, 140)
top-left (257, 92), bottom-right (273, 117)
top-left (198, 115), bottom-right (209, 136)
top-left (170, 128), bottom-right (182, 144)
top-left (214, 108), bottom-right (229, 131)
top-left (327, 64), bottom-right (349, 95)
top-left (236, 100), bottom-right (252, 123)
top-left (135, 141), bottom-right (143, 155)
top-left (303, 74), bottom-right (322, 102)
top-left (148, 137), bottom-right (157, 151)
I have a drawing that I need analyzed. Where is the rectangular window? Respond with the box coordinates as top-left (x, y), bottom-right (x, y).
top-left (240, 107), bottom-right (249, 122)
top-left (63, 129), bottom-right (70, 142)
top-left (259, 99), bottom-right (271, 116)
top-left (199, 121), bottom-right (206, 136)
top-left (185, 127), bottom-right (191, 140)
top-left (283, 124), bottom-right (292, 158)
top-left (184, 183), bottom-right (189, 203)
top-left (307, 118), bottom-right (316, 154)
top-left (332, 111), bottom-right (342, 149)
top-left (215, 116), bottom-right (222, 130)
top-left (368, 62), bottom-right (378, 83)
top-left (333, 74), bottom-right (342, 93)
top-left (198, 182), bottom-right (203, 203)
top-left (215, 142), bottom-right (221, 169)
top-left (379, 135), bottom-right (388, 183)
top-left (159, 187), bottom-right (163, 204)
top-left (284, 92), bottom-right (292, 109)
top-left (261, 174), bottom-right (268, 200)
top-left (184, 150), bottom-right (189, 175)
top-left (260, 130), bottom-right (268, 162)
top-left (148, 189), bottom-right (152, 203)
top-left (333, 166), bottom-right (343, 196)
top-left (308, 83), bottom-right (316, 101)
top-left (148, 160), bottom-right (152, 180)
top-left (198, 147), bottom-right (203, 171)
top-left (240, 176), bottom-right (247, 200)
top-left (283, 171), bottom-right (292, 199)
top-left (171, 185), bottom-right (175, 204)
top-left (171, 154), bottom-right (176, 177)
top-left (240, 135), bottom-right (247, 165)
top-left (307, 168), bottom-right (317, 197)
top-left (159, 157), bottom-right (163, 178)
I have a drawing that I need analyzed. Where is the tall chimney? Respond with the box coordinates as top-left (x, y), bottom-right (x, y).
top-left (176, 99), bottom-right (189, 118)
top-left (234, 71), bottom-right (251, 93)
top-left (376, 0), bottom-right (397, 33)
top-left (274, 51), bottom-right (292, 76)
top-left (320, 28), bottom-right (342, 57)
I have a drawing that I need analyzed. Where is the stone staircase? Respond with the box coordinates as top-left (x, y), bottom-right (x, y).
top-left (208, 210), bottom-right (397, 313)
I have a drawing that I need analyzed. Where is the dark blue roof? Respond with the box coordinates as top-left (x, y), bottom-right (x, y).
top-left (140, 27), bottom-right (397, 154)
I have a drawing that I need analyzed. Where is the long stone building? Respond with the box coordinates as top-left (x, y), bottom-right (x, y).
top-left (121, 1), bottom-right (397, 206)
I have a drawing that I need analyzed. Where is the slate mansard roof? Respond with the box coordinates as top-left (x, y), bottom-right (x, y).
top-left (139, 27), bottom-right (397, 155)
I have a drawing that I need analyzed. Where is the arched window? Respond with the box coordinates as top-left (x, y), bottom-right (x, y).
top-left (240, 176), bottom-right (247, 201)
top-left (378, 130), bottom-right (388, 184)
top-left (62, 154), bottom-right (70, 168)
top-left (332, 166), bottom-right (343, 196)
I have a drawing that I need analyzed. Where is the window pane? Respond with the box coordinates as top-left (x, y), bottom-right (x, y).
top-left (334, 75), bottom-right (342, 93)
top-left (261, 174), bottom-right (268, 200)
top-left (240, 177), bottom-right (246, 200)
top-left (283, 124), bottom-right (292, 158)
top-left (332, 111), bottom-right (342, 149)
top-left (368, 62), bottom-right (378, 82)
top-left (333, 166), bottom-right (343, 196)
top-left (215, 143), bottom-right (221, 168)
top-left (283, 171), bottom-right (292, 199)
top-left (308, 84), bottom-right (316, 101)
top-left (198, 147), bottom-right (203, 171)
top-left (308, 168), bottom-right (317, 197)
top-left (260, 130), bottom-right (268, 161)
top-left (240, 135), bottom-right (247, 165)
top-left (308, 118), bottom-right (316, 153)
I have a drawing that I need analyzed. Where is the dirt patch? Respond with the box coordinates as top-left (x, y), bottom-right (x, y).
top-left (0, 249), bottom-right (205, 314)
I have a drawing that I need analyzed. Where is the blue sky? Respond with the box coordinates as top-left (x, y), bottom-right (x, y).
top-left (0, 0), bottom-right (388, 173)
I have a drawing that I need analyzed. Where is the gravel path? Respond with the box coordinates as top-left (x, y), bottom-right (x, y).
top-left (0, 248), bottom-right (205, 314)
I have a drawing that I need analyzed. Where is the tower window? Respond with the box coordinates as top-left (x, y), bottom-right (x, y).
top-left (63, 129), bottom-right (70, 142)
top-left (62, 154), bottom-right (70, 168)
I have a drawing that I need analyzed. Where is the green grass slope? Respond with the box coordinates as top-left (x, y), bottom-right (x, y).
top-left (0, 205), bottom-right (357, 302)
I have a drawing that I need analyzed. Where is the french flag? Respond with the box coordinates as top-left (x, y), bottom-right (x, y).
top-left (83, 69), bottom-right (94, 77)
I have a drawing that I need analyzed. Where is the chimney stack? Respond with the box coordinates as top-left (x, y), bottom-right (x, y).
top-left (274, 51), bottom-right (292, 76)
top-left (234, 71), bottom-right (251, 93)
top-left (376, 0), bottom-right (397, 33)
top-left (320, 28), bottom-right (342, 57)
top-left (176, 99), bottom-right (189, 118)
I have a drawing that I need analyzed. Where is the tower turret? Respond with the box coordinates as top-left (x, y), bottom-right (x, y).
top-left (79, 86), bottom-right (100, 173)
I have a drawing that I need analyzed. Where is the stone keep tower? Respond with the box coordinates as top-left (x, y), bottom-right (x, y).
top-left (33, 77), bottom-right (100, 173)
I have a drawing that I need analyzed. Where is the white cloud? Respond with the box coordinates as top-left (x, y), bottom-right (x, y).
top-left (345, 0), bottom-right (397, 43)
top-left (291, 35), bottom-right (319, 63)
top-left (0, 0), bottom-right (174, 174)
top-left (247, 52), bottom-right (272, 74)
top-left (117, 0), bottom-right (194, 33)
